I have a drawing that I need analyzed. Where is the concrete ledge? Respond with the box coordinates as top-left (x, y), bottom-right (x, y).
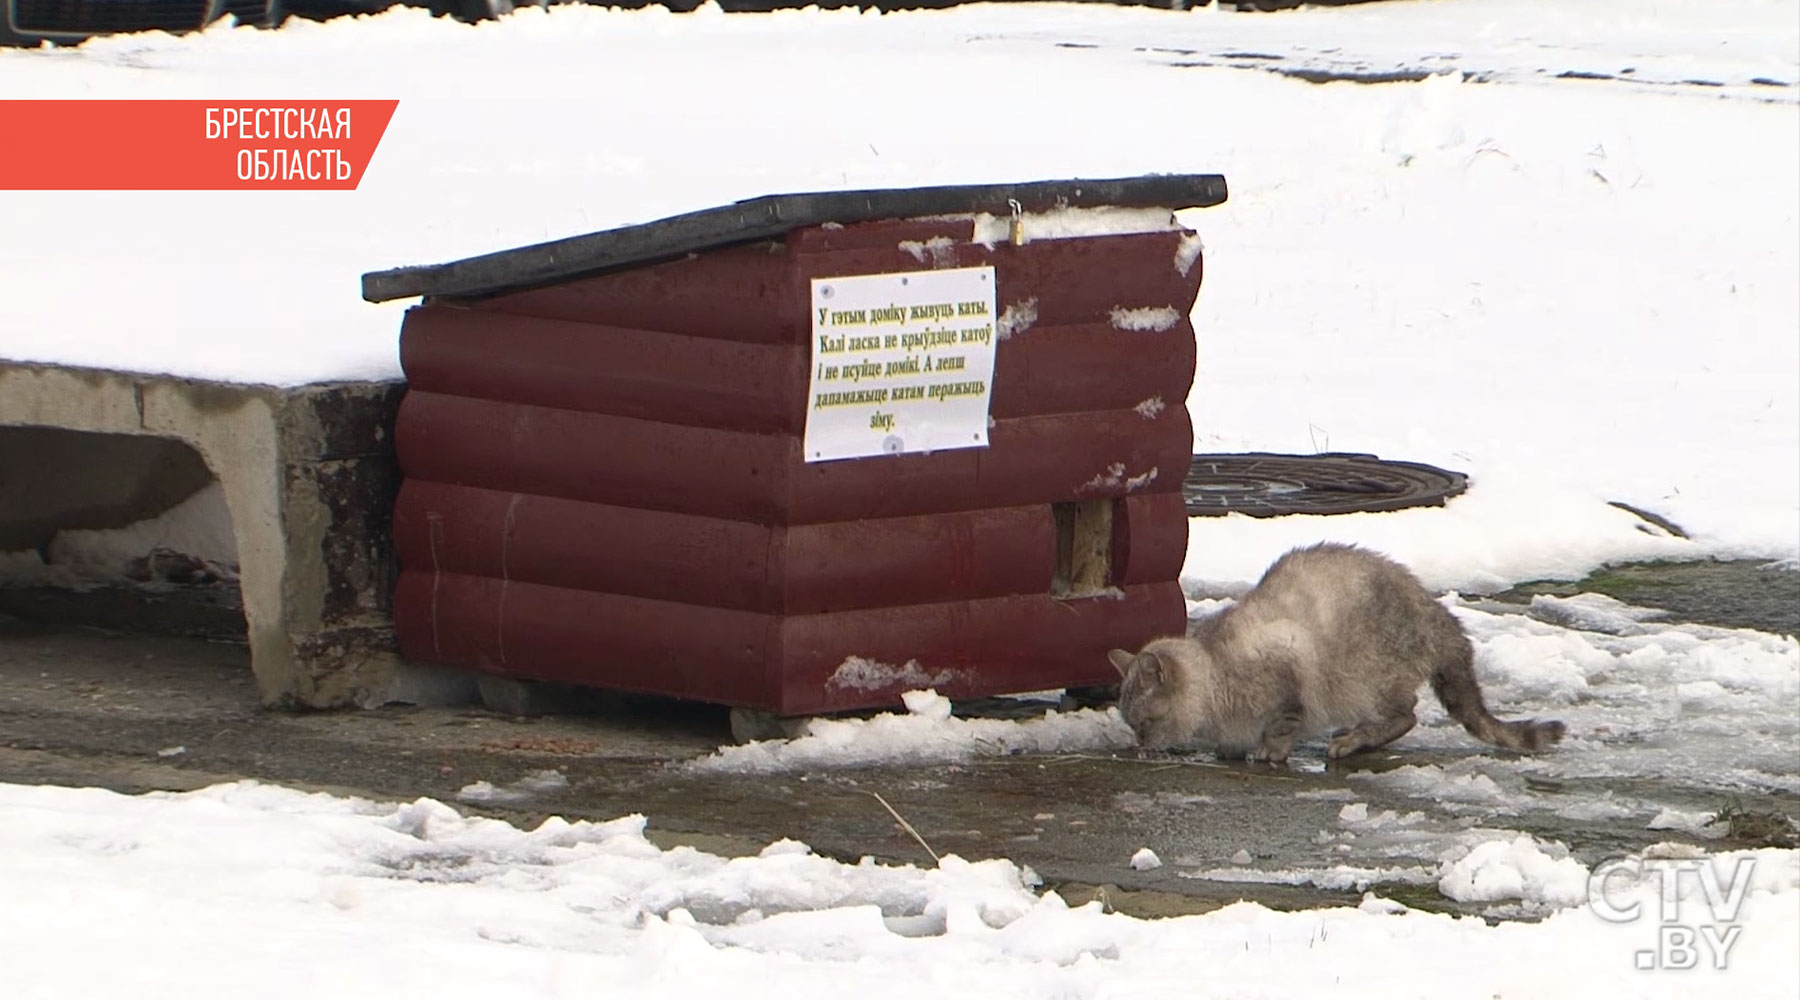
top-left (0, 426), bottom-right (214, 552)
top-left (0, 360), bottom-right (426, 708)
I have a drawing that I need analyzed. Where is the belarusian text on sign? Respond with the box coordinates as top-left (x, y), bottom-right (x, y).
top-left (805, 266), bottom-right (999, 463)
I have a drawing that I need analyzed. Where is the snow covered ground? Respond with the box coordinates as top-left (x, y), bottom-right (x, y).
top-left (2, 0), bottom-right (1795, 591)
top-left (2, 779), bottom-right (1796, 999)
top-left (1, 3), bottom-right (1797, 995)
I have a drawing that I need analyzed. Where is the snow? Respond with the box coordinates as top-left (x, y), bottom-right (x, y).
top-left (1181, 470), bottom-right (1755, 598)
top-left (896, 235), bottom-right (958, 266)
top-left (0, 481), bottom-right (238, 587)
top-left (1173, 231), bottom-right (1205, 276)
top-left (687, 688), bottom-right (1134, 775)
top-left (0, 0), bottom-right (1791, 591)
top-left (1107, 305), bottom-right (1182, 332)
top-left (456, 769), bottom-right (570, 806)
top-left (1, 3), bottom-right (1798, 994)
top-left (4, 779), bottom-right (1796, 999)
top-left (1436, 834), bottom-right (1590, 908)
top-left (1524, 592), bottom-right (1670, 635)
top-left (1352, 765), bottom-right (1515, 809)
top-left (826, 657), bottom-right (956, 694)
top-left (967, 205), bottom-right (1181, 248)
top-left (1128, 847), bottom-right (1162, 871)
top-left (993, 296), bottom-right (1038, 339)
top-left (1295, 787), bottom-right (1357, 802)
top-left (1648, 807), bottom-right (1730, 840)
top-left (1446, 600), bottom-right (1800, 793)
top-left (1177, 39), bottom-right (1800, 580)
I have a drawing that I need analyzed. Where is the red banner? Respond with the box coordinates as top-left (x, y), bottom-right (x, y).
top-left (0, 100), bottom-right (400, 190)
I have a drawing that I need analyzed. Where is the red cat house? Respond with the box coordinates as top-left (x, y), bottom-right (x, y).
top-left (361, 174), bottom-right (1227, 717)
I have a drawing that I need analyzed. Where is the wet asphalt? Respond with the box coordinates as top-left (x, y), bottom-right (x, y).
top-left (4, 561), bottom-right (1792, 922)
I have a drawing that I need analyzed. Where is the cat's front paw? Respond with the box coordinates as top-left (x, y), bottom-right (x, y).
top-left (1247, 747), bottom-right (1290, 765)
top-left (1326, 734), bottom-right (1364, 758)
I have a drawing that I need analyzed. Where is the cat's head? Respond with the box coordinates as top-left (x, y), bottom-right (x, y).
top-left (1107, 644), bottom-right (1194, 749)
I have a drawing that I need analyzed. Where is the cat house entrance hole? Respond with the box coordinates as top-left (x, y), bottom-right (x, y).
top-left (1052, 499), bottom-right (1116, 598)
top-left (1183, 452), bottom-right (1468, 517)
top-left (0, 425), bottom-right (246, 640)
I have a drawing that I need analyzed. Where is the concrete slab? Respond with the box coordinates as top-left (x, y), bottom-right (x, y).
top-left (0, 361), bottom-right (444, 708)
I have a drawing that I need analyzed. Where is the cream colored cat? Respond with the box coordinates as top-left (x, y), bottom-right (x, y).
top-left (1109, 543), bottom-right (1564, 762)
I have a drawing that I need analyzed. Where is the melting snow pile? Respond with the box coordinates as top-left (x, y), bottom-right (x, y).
top-left (687, 689), bottom-right (1134, 775)
top-left (456, 769), bottom-right (571, 807)
top-left (1436, 835), bottom-right (1590, 908)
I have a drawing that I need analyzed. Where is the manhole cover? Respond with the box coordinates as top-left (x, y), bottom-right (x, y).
top-left (1184, 452), bottom-right (1468, 517)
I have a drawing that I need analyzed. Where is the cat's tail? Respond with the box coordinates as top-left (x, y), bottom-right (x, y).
top-left (1431, 642), bottom-right (1566, 752)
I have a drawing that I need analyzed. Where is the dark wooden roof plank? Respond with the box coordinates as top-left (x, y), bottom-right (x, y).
top-left (361, 173), bottom-right (1228, 303)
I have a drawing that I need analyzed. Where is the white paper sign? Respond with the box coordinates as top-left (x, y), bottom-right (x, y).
top-left (804, 266), bottom-right (999, 463)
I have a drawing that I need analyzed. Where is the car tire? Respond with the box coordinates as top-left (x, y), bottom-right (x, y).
top-left (460, 0), bottom-right (550, 20)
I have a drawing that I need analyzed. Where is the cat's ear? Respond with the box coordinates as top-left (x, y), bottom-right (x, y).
top-left (1107, 649), bottom-right (1135, 677)
top-left (1137, 652), bottom-right (1166, 686)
